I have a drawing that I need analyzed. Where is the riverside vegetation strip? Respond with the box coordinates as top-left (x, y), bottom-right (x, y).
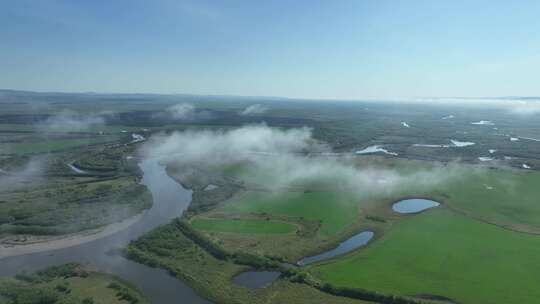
top-left (0, 263), bottom-right (149, 304)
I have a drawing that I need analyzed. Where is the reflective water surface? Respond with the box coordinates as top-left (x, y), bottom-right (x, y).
top-left (392, 198), bottom-right (440, 214)
top-left (297, 231), bottom-right (374, 265)
top-left (232, 271), bottom-right (281, 289)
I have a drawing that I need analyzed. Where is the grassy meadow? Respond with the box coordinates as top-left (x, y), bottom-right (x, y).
top-left (434, 168), bottom-right (540, 232)
top-left (311, 208), bottom-right (540, 304)
top-left (188, 158), bottom-right (540, 303)
top-left (221, 191), bottom-right (360, 236)
top-left (191, 218), bottom-right (295, 234)
top-left (4, 136), bottom-right (120, 155)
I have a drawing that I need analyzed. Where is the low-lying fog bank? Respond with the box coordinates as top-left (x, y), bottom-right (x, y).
top-left (140, 124), bottom-right (464, 197)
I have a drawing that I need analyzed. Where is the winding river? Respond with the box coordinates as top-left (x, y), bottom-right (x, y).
top-left (0, 159), bottom-right (210, 304)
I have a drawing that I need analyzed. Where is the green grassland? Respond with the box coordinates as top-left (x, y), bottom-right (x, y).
top-left (434, 168), bottom-right (540, 233)
top-left (347, 158), bottom-right (540, 235)
top-left (210, 157), bottom-right (442, 234)
top-left (221, 191), bottom-right (360, 236)
top-left (231, 158), bottom-right (540, 236)
top-left (2, 135), bottom-right (123, 155)
top-left (183, 157), bottom-right (540, 304)
top-left (191, 218), bottom-right (295, 234)
top-left (187, 156), bottom-right (540, 260)
top-left (310, 208), bottom-right (540, 304)
top-left (0, 263), bottom-right (148, 304)
top-left (0, 123), bottom-right (147, 134)
top-left (188, 210), bottom-right (339, 261)
top-left (192, 154), bottom-right (540, 238)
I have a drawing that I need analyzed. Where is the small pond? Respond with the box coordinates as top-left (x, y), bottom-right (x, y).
top-left (67, 163), bottom-right (86, 174)
top-left (297, 231), bottom-right (374, 266)
top-left (392, 198), bottom-right (440, 214)
top-left (232, 271), bottom-right (281, 289)
top-left (204, 184), bottom-right (218, 191)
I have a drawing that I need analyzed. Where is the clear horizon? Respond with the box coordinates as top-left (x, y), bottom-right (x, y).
top-left (2, 1), bottom-right (540, 100)
top-left (2, 87), bottom-right (540, 102)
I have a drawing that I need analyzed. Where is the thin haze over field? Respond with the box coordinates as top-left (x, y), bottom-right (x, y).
top-left (154, 103), bottom-right (213, 121)
top-left (240, 104), bottom-right (268, 115)
top-left (39, 110), bottom-right (112, 132)
top-left (166, 103), bottom-right (195, 120)
top-left (141, 125), bottom-right (463, 196)
top-left (2, 110), bottom-right (111, 183)
top-left (401, 97), bottom-right (540, 115)
top-left (0, 156), bottom-right (46, 189)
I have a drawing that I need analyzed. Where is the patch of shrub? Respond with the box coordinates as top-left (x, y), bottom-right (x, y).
top-left (107, 282), bottom-right (140, 304)
top-left (81, 298), bottom-right (94, 304)
top-left (318, 282), bottom-right (420, 304)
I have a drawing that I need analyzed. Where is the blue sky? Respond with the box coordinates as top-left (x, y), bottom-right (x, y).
top-left (1, 0), bottom-right (539, 99)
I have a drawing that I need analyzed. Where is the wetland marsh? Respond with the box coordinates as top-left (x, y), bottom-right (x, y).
top-left (2, 90), bottom-right (540, 304)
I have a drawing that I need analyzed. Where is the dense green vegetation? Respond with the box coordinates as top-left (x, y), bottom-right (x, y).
top-left (0, 263), bottom-right (148, 304)
top-left (73, 144), bottom-right (138, 172)
top-left (312, 208), bottom-right (540, 304)
top-left (0, 141), bottom-right (151, 241)
top-left (0, 175), bottom-right (151, 237)
top-left (192, 218), bottom-right (295, 234)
